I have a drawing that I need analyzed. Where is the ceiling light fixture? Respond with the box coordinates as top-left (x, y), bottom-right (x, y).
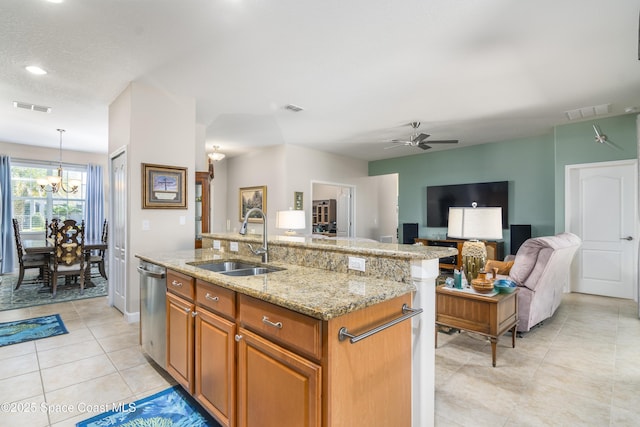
top-left (37, 129), bottom-right (80, 194)
top-left (25, 65), bottom-right (47, 75)
top-left (207, 145), bottom-right (226, 179)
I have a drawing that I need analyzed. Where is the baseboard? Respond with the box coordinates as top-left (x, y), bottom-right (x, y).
top-left (124, 310), bottom-right (140, 323)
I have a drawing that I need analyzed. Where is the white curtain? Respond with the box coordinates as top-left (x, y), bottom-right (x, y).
top-left (0, 156), bottom-right (15, 273)
top-left (85, 164), bottom-right (105, 242)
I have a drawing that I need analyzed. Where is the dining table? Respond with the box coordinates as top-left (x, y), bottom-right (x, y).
top-left (23, 239), bottom-right (108, 288)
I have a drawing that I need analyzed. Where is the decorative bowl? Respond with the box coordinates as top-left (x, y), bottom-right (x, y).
top-left (493, 279), bottom-right (517, 294)
top-left (471, 278), bottom-right (494, 293)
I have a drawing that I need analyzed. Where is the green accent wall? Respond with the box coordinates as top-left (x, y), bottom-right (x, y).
top-left (554, 114), bottom-right (638, 233)
top-left (369, 114), bottom-right (638, 254)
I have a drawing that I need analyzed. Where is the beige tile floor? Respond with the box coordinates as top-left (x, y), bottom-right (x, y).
top-left (435, 292), bottom-right (640, 427)
top-left (0, 293), bottom-right (638, 426)
top-left (0, 297), bottom-right (175, 427)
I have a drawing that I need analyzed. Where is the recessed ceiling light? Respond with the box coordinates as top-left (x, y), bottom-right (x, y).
top-left (25, 65), bottom-right (47, 75)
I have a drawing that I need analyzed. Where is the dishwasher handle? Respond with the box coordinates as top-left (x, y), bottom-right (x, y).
top-left (137, 266), bottom-right (166, 279)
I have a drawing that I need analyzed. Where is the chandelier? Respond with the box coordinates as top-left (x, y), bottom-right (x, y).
top-left (207, 145), bottom-right (226, 179)
top-left (37, 129), bottom-right (80, 194)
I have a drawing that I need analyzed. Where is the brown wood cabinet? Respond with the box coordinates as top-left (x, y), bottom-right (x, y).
top-left (166, 292), bottom-right (195, 393)
top-left (195, 171), bottom-right (210, 249)
top-left (165, 268), bottom-right (412, 427)
top-left (312, 199), bottom-right (336, 225)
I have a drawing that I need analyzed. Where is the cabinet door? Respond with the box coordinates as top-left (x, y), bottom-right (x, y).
top-left (237, 327), bottom-right (321, 427)
top-left (166, 292), bottom-right (195, 393)
top-left (195, 308), bottom-right (236, 427)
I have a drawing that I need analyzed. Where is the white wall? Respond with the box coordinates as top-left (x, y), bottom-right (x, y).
top-left (222, 144), bottom-right (368, 236)
top-left (109, 81), bottom-right (196, 316)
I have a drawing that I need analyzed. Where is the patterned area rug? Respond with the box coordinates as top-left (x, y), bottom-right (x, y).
top-left (0, 314), bottom-right (68, 347)
top-left (77, 385), bottom-right (221, 427)
top-left (0, 271), bottom-right (108, 311)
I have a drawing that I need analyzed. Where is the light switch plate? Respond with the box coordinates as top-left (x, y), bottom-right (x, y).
top-left (230, 242), bottom-right (239, 252)
top-left (142, 220), bottom-right (150, 231)
top-left (348, 256), bottom-right (366, 272)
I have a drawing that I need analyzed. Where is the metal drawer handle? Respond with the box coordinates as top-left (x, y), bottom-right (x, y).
top-left (262, 316), bottom-right (283, 329)
top-left (338, 304), bottom-right (422, 344)
top-left (205, 293), bottom-right (219, 302)
top-left (171, 280), bottom-right (183, 287)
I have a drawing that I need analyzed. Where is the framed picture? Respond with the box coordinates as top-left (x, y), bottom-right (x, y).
top-left (239, 186), bottom-right (267, 222)
top-left (142, 163), bottom-right (187, 209)
top-left (294, 191), bottom-right (303, 210)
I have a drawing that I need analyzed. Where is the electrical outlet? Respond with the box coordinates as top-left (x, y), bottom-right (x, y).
top-left (348, 256), bottom-right (366, 272)
top-left (213, 240), bottom-right (221, 250)
top-left (230, 241), bottom-right (239, 252)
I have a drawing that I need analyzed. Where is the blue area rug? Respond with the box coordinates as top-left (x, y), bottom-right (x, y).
top-left (77, 385), bottom-right (221, 427)
top-left (0, 314), bottom-right (68, 347)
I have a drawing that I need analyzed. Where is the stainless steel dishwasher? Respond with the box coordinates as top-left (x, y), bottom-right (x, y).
top-left (138, 260), bottom-right (167, 369)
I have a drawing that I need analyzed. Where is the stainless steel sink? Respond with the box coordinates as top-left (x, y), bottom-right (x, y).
top-left (220, 266), bottom-right (284, 276)
top-left (188, 260), bottom-right (257, 272)
top-left (188, 260), bottom-right (284, 276)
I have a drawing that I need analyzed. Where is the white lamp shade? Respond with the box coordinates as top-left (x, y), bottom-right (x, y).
top-left (447, 207), bottom-right (503, 240)
top-left (276, 210), bottom-right (306, 231)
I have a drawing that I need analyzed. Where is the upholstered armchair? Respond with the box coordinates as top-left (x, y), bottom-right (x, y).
top-left (490, 232), bottom-right (581, 332)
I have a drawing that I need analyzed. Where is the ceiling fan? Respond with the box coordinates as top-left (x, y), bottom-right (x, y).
top-left (592, 124), bottom-right (621, 150)
top-left (385, 121), bottom-right (458, 150)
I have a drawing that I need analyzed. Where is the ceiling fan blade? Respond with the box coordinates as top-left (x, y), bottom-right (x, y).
top-left (592, 124), bottom-right (602, 138)
top-left (390, 139), bottom-right (411, 144)
top-left (423, 139), bottom-right (458, 144)
top-left (603, 139), bottom-right (623, 151)
top-left (412, 133), bottom-right (430, 143)
top-left (417, 143), bottom-right (432, 150)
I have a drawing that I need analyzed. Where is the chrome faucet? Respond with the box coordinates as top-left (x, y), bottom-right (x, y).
top-left (239, 207), bottom-right (268, 263)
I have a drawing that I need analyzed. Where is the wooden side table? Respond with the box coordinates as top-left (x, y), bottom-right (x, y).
top-left (435, 286), bottom-right (518, 367)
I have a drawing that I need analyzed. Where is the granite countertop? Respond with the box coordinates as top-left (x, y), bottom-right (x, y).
top-left (204, 232), bottom-right (456, 260)
top-left (136, 249), bottom-right (418, 321)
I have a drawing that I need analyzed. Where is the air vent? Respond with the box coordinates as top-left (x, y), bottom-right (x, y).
top-left (284, 104), bottom-right (304, 112)
top-left (13, 101), bottom-right (51, 113)
top-left (564, 103), bottom-right (610, 120)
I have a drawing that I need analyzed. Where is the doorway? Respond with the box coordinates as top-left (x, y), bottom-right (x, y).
top-left (311, 182), bottom-right (354, 237)
top-left (566, 159), bottom-right (638, 300)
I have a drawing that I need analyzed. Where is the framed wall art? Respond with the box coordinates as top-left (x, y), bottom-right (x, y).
top-left (142, 163), bottom-right (187, 209)
top-left (239, 185), bottom-right (267, 222)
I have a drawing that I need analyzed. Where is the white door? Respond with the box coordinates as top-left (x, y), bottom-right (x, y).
top-left (109, 149), bottom-right (127, 313)
top-left (336, 187), bottom-right (353, 237)
top-left (566, 160), bottom-right (638, 299)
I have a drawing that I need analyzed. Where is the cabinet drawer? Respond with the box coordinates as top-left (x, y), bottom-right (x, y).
top-left (196, 279), bottom-right (236, 320)
top-left (239, 294), bottom-right (322, 361)
top-left (167, 270), bottom-right (195, 301)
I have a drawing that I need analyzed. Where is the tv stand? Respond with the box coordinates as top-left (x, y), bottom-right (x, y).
top-left (414, 238), bottom-right (504, 272)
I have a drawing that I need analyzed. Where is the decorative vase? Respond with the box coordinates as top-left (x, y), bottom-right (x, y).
top-left (461, 241), bottom-right (487, 285)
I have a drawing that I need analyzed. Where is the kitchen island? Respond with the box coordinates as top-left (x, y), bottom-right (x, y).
top-left (137, 233), bottom-right (456, 427)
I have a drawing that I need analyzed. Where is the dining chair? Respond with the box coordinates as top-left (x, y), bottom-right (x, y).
top-left (49, 219), bottom-right (86, 298)
top-left (45, 218), bottom-right (59, 239)
top-left (89, 219), bottom-right (108, 279)
top-left (11, 218), bottom-right (48, 290)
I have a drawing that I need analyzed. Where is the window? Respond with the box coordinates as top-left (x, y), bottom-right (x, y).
top-left (11, 160), bottom-right (87, 233)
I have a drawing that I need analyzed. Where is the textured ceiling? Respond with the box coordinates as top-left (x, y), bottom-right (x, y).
top-left (1, 0), bottom-right (639, 161)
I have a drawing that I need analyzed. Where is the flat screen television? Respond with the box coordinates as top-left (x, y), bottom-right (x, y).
top-left (426, 181), bottom-right (509, 229)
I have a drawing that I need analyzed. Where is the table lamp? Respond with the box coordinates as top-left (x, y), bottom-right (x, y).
top-left (275, 209), bottom-right (306, 235)
top-left (447, 205), bottom-right (503, 284)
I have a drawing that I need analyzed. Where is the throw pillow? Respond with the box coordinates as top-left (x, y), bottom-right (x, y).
top-left (485, 260), bottom-right (514, 275)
